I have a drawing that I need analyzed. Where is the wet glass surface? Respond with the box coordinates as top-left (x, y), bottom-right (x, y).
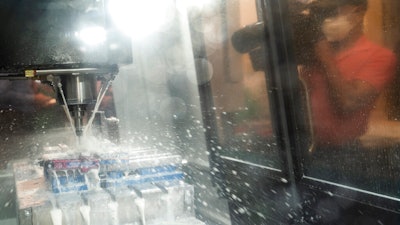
top-left (1, 0), bottom-right (400, 224)
top-left (293, 0), bottom-right (400, 199)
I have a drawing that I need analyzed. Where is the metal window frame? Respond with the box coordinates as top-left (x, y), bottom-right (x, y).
top-left (259, 0), bottom-right (400, 214)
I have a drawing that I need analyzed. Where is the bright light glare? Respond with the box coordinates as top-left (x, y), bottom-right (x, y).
top-left (182, 0), bottom-right (212, 9)
top-left (108, 0), bottom-right (171, 39)
top-left (77, 26), bottom-right (106, 45)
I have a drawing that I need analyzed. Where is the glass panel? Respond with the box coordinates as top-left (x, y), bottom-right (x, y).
top-left (292, 0), bottom-right (400, 198)
top-left (0, 1), bottom-right (234, 224)
top-left (210, 0), bottom-right (281, 170)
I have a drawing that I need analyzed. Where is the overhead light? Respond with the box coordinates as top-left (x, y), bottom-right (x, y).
top-left (108, 0), bottom-right (172, 40)
top-left (76, 26), bottom-right (106, 46)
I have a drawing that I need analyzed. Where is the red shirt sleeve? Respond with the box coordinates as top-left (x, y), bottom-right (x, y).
top-left (336, 37), bottom-right (397, 92)
top-left (352, 47), bottom-right (397, 91)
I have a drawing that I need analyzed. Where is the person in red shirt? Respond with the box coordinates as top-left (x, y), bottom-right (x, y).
top-left (300, 0), bottom-right (397, 147)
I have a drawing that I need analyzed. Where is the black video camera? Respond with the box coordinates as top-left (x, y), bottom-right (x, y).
top-left (231, 1), bottom-right (338, 71)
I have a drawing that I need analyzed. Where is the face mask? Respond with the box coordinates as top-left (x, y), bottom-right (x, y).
top-left (322, 14), bottom-right (354, 42)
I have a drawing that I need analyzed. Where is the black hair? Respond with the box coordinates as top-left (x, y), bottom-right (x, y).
top-left (313, 0), bottom-right (368, 9)
top-left (336, 0), bottom-right (368, 9)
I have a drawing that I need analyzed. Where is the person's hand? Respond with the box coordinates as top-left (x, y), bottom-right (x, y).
top-left (314, 38), bottom-right (335, 66)
top-left (34, 93), bottom-right (56, 109)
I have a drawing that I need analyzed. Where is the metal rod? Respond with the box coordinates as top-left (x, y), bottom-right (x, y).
top-left (83, 79), bottom-right (113, 136)
top-left (57, 82), bottom-right (78, 138)
top-left (35, 68), bottom-right (111, 76)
